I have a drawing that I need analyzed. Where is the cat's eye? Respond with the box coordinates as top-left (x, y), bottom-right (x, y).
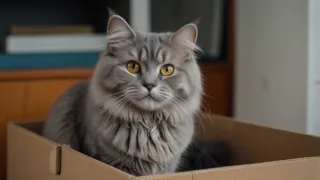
top-left (127, 61), bottom-right (140, 74)
top-left (160, 64), bottom-right (175, 76)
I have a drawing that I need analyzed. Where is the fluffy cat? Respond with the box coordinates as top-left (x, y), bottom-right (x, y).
top-left (42, 13), bottom-right (203, 176)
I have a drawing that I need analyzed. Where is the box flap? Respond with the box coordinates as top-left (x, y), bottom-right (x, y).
top-left (136, 172), bottom-right (193, 180)
top-left (136, 157), bottom-right (320, 180)
top-left (60, 146), bottom-right (133, 180)
top-left (6, 121), bottom-right (61, 180)
top-left (192, 157), bottom-right (320, 180)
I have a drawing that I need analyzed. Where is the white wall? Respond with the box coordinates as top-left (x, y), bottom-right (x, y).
top-left (307, 0), bottom-right (320, 135)
top-left (129, 0), bottom-right (150, 32)
top-left (235, 0), bottom-right (309, 133)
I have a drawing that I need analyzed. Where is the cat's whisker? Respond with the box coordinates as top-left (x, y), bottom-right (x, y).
top-left (112, 86), bottom-right (137, 96)
top-left (202, 93), bottom-right (216, 100)
top-left (99, 93), bottom-right (130, 121)
top-left (175, 97), bottom-right (202, 119)
top-left (111, 91), bottom-right (125, 96)
top-left (201, 99), bottom-right (212, 115)
top-left (194, 113), bottom-right (207, 137)
top-left (171, 98), bottom-right (189, 117)
top-left (102, 109), bottom-right (111, 120)
top-left (114, 97), bottom-right (129, 116)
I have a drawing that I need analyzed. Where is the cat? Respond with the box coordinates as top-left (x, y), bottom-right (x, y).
top-left (42, 13), bottom-right (203, 176)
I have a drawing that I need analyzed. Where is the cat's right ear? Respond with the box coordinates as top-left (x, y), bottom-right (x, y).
top-left (107, 15), bottom-right (136, 41)
top-left (107, 7), bottom-right (117, 17)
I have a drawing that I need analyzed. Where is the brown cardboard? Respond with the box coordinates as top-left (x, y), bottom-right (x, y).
top-left (6, 122), bottom-right (60, 180)
top-left (6, 114), bottom-right (320, 180)
top-left (196, 114), bottom-right (320, 164)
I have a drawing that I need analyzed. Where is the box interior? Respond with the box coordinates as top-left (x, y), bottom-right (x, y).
top-left (195, 114), bottom-right (320, 165)
top-left (16, 114), bottom-right (320, 166)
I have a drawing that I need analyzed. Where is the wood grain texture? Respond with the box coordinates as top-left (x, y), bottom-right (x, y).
top-left (200, 63), bottom-right (230, 115)
top-left (25, 79), bottom-right (84, 120)
top-left (0, 68), bottom-right (93, 81)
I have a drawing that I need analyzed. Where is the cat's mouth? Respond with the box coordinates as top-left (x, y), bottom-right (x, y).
top-left (141, 94), bottom-right (161, 102)
top-left (127, 94), bottom-right (161, 111)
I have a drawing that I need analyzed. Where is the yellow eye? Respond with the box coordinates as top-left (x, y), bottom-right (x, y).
top-left (127, 61), bottom-right (140, 74)
top-left (160, 64), bottom-right (175, 76)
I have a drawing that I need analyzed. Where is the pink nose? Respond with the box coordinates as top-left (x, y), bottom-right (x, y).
top-left (143, 83), bottom-right (156, 91)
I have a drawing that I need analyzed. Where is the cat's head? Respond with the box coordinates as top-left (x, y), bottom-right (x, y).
top-left (91, 14), bottom-right (202, 113)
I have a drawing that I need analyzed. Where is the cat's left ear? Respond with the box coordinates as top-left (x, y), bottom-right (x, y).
top-left (171, 23), bottom-right (198, 48)
top-left (107, 15), bottom-right (136, 40)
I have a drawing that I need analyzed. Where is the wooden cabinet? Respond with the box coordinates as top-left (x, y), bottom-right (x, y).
top-left (200, 63), bottom-right (232, 115)
top-left (0, 69), bottom-right (91, 180)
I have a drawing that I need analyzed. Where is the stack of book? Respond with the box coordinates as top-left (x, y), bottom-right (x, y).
top-left (5, 25), bottom-right (106, 53)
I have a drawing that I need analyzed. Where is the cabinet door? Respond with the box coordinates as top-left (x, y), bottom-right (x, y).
top-left (0, 78), bottom-right (84, 180)
top-left (25, 79), bottom-right (84, 120)
top-left (200, 63), bottom-right (231, 116)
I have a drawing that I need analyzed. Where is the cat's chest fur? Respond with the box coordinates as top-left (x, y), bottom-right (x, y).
top-left (83, 106), bottom-right (194, 175)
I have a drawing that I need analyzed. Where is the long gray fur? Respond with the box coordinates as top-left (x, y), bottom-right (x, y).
top-left (42, 14), bottom-right (203, 176)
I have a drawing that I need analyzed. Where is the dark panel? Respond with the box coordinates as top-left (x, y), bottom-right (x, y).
top-left (151, 0), bottom-right (228, 61)
top-left (0, 0), bottom-right (130, 51)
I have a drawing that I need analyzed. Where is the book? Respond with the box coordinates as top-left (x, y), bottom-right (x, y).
top-left (6, 34), bottom-right (106, 53)
top-left (0, 52), bottom-right (99, 70)
top-left (10, 25), bottom-right (94, 35)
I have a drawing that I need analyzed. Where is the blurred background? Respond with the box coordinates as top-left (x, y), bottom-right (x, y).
top-left (1, 0), bottom-right (320, 179)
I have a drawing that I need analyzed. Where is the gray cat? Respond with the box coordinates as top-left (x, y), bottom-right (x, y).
top-left (42, 14), bottom-right (203, 176)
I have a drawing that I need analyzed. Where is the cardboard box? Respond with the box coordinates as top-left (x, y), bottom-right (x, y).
top-left (6, 114), bottom-right (320, 180)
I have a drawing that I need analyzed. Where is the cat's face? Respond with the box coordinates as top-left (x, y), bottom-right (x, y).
top-left (94, 15), bottom-right (202, 112)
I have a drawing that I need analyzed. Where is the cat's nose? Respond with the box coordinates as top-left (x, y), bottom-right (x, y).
top-left (143, 83), bottom-right (156, 91)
